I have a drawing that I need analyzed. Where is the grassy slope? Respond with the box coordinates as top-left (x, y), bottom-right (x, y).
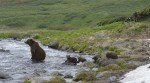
top-left (0, 0), bottom-right (150, 54)
top-left (0, 0), bottom-right (150, 29)
top-left (0, 22), bottom-right (142, 54)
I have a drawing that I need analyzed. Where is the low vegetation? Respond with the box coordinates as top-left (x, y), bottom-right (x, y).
top-left (44, 77), bottom-right (66, 83)
top-left (98, 61), bottom-right (128, 72)
top-left (23, 79), bottom-right (31, 83)
top-left (74, 72), bottom-right (96, 81)
top-left (0, 21), bottom-right (149, 54)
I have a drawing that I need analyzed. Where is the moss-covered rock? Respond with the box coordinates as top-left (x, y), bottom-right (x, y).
top-left (73, 72), bottom-right (96, 82)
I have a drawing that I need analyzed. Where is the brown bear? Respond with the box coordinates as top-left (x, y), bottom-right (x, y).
top-left (65, 55), bottom-right (78, 65)
top-left (25, 39), bottom-right (46, 62)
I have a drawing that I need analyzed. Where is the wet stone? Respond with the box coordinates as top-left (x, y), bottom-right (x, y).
top-left (0, 49), bottom-right (10, 52)
top-left (64, 73), bottom-right (73, 78)
top-left (51, 71), bottom-right (63, 77)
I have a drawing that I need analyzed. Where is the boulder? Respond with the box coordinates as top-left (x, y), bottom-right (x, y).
top-left (48, 42), bottom-right (59, 49)
top-left (60, 45), bottom-right (69, 51)
top-left (106, 51), bottom-right (118, 59)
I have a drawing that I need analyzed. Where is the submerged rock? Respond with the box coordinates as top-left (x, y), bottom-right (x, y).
top-left (0, 49), bottom-right (10, 52)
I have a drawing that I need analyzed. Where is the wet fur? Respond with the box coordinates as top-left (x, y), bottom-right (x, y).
top-left (25, 39), bottom-right (46, 61)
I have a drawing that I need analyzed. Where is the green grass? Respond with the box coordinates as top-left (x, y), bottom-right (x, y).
top-left (98, 62), bottom-right (128, 72)
top-left (23, 79), bottom-right (31, 83)
top-left (0, 0), bottom-right (150, 29)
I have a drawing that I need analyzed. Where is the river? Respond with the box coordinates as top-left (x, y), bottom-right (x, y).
top-left (0, 39), bottom-right (93, 83)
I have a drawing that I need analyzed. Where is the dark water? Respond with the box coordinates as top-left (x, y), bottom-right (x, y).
top-left (0, 39), bottom-right (93, 83)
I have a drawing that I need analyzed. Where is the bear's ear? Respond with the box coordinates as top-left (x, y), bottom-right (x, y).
top-left (66, 55), bottom-right (70, 58)
top-left (29, 39), bottom-right (34, 45)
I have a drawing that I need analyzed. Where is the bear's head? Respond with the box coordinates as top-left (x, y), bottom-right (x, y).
top-left (25, 39), bottom-right (35, 46)
top-left (66, 55), bottom-right (70, 59)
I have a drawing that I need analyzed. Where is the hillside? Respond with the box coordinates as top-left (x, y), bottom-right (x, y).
top-left (0, 0), bottom-right (150, 30)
